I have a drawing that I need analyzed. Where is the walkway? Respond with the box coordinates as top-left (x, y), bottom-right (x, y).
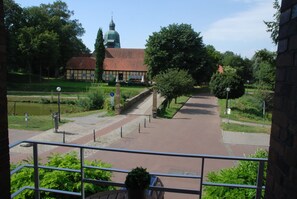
top-left (9, 93), bottom-right (270, 198)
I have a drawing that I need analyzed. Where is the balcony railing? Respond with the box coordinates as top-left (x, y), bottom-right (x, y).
top-left (10, 140), bottom-right (267, 199)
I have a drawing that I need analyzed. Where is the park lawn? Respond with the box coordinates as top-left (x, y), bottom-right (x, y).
top-left (218, 98), bottom-right (272, 125)
top-left (221, 123), bottom-right (271, 134)
top-left (158, 96), bottom-right (190, 118)
top-left (8, 115), bottom-right (59, 131)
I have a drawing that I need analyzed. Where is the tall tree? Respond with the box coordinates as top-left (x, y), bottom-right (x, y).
top-left (4, 0), bottom-right (90, 77)
top-left (94, 28), bottom-right (105, 82)
top-left (252, 49), bottom-right (276, 89)
top-left (0, 0), bottom-right (11, 197)
top-left (145, 23), bottom-right (206, 83)
top-left (220, 51), bottom-right (252, 82)
top-left (4, 0), bottom-right (24, 71)
top-left (264, 0), bottom-right (280, 45)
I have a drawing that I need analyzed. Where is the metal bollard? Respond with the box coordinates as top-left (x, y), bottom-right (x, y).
top-left (63, 131), bottom-right (65, 143)
top-left (149, 115), bottom-right (151, 123)
top-left (120, 126), bottom-right (123, 138)
top-left (144, 118), bottom-right (146, 128)
top-left (93, 129), bottom-right (96, 142)
top-left (139, 123), bottom-right (140, 133)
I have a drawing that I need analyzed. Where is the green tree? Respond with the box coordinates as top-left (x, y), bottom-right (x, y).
top-left (145, 23), bottom-right (206, 83)
top-left (4, 0), bottom-right (25, 71)
top-left (155, 68), bottom-right (194, 107)
top-left (209, 70), bottom-right (245, 99)
top-left (264, 0), bottom-right (280, 45)
top-left (220, 51), bottom-right (252, 82)
top-left (94, 28), bottom-right (105, 82)
top-left (203, 45), bottom-right (222, 83)
top-left (4, 0), bottom-right (89, 77)
top-left (252, 49), bottom-right (276, 89)
top-left (11, 152), bottom-right (114, 198)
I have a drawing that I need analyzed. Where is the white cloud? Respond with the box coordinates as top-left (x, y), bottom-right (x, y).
top-left (203, 0), bottom-right (276, 57)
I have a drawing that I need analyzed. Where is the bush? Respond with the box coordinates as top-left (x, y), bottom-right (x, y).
top-left (11, 152), bottom-right (114, 199)
top-left (76, 91), bottom-right (105, 111)
top-left (203, 149), bottom-right (268, 199)
top-left (209, 72), bottom-right (245, 99)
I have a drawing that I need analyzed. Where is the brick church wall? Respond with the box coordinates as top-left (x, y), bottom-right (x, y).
top-left (265, 0), bottom-right (297, 198)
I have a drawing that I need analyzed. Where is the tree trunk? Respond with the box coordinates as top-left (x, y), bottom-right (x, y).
top-left (0, 0), bottom-right (11, 197)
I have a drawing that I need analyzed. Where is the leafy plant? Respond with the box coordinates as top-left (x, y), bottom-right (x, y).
top-left (203, 149), bottom-right (268, 199)
top-left (125, 167), bottom-right (151, 190)
top-left (209, 71), bottom-right (245, 99)
top-left (11, 152), bottom-right (114, 199)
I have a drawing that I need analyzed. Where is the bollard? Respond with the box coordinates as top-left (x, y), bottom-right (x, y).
top-left (149, 115), bottom-right (151, 123)
top-left (120, 126), bottom-right (123, 138)
top-left (93, 129), bottom-right (96, 142)
top-left (63, 131), bottom-right (65, 143)
top-left (144, 118), bottom-right (146, 128)
top-left (139, 123), bottom-right (140, 133)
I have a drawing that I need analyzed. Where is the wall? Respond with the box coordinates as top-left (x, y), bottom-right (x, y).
top-left (265, 0), bottom-right (297, 198)
top-left (0, 0), bottom-right (11, 197)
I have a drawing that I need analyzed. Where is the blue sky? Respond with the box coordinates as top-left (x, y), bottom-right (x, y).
top-left (15, 0), bottom-right (276, 58)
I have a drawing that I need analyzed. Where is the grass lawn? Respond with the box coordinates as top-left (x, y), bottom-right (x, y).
top-left (221, 123), bottom-right (271, 134)
top-left (218, 98), bottom-right (272, 125)
top-left (8, 115), bottom-right (58, 131)
top-left (158, 96), bottom-right (190, 118)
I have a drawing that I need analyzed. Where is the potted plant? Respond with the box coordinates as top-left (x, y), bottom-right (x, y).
top-left (125, 167), bottom-right (151, 199)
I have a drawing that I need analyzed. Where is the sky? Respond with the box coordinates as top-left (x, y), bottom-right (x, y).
top-left (15, 0), bottom-right (277, 58)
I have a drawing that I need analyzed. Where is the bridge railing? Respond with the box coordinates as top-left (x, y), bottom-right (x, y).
top-left (10, 140), bottom-right (267, 199)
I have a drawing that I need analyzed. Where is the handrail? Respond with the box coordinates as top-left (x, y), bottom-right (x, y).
top-left (10, 140), bottom-right (268, 199)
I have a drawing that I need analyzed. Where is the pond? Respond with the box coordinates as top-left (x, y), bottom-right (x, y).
top-left (7, 102), bottom-right (82, 116)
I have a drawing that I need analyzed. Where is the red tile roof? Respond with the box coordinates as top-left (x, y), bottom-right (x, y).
top-left (104, 48), bottom-right (146, 71)
top-left (66, 48), bottom-right (147, 72)
top-left (66, 57), bottom-right (95, 70)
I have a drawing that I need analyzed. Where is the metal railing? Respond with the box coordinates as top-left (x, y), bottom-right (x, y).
top-left (10, 140), bottom-right (267, 199)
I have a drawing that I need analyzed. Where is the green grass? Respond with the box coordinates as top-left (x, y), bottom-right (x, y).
top-left (8, 115), bottom-right (61, 131)
top-left (158, 96), bottom-right (190, 118)
top-left (221, 123), bottom-right (271, 134)
top-left (218, 98), bottom-right (272, 125)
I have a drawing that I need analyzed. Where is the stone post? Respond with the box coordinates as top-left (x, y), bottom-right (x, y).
top-left (152, 87), bottom-right (157, 118)
top-left (115, 81), bottom-right (121, 114)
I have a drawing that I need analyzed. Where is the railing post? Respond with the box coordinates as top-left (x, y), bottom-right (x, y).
top-left (80, 148), bottom-right (85, 199)
top-left (33, 143), bottom-right (40, 199)
top-left (255, 161), bottom-right (265, 199)
top-left (199, 158), bottom-right (205, 199)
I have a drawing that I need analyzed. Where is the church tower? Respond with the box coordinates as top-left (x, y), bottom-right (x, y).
top-left (104, 18), bottom-right (121, 48)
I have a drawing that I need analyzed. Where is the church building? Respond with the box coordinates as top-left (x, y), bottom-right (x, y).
top-left (65, 19), bottom-right (147, 82)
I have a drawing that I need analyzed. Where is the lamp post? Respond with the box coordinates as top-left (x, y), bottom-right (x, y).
top-left (56, 87), bottom-right (61, 122)
top-left (225, 87), bottom-right (230, 114)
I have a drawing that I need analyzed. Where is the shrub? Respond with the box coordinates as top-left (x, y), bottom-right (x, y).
top-left (203, 149), bottom-right (268, 199)
top-left (76, 91), bottom-right (105, 111)
top-left (209, 72), bottom-right (245, 99)
top-left (11, 152), bottom-right (114, 199)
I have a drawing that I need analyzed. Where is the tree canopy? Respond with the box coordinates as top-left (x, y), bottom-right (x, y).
top-left (144, 23), bottom-right (207, 83)
top-left (264, 0), bottom-right (280, 45)
top-left (4, 0), bottom-right (90, 77)
top-left (252, 49), bottom-right (276, 89)
top-left (154, 68), bottom-right (194, 106)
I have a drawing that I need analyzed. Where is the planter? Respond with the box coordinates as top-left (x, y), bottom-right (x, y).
top-left (128, 189), bottom-right (146, 199)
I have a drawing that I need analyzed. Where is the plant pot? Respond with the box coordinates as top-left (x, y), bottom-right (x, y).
top-left (127, 189), bottom-right (146, 199)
